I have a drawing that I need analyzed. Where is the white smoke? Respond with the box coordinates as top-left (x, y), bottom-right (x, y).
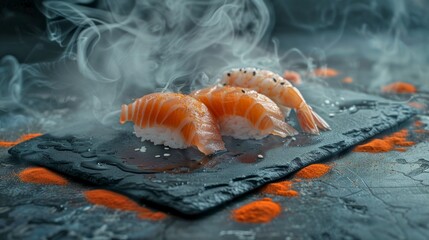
top-left (275, 0), bottom-right (429, 101)
top-left (42, 0), bottom-right (277, 111)
top-left (1, 0), bottom-right (428, 129)
top-left (1, 0), bottom-right (283, 126)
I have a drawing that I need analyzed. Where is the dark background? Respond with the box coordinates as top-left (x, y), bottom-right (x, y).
top-left (1, 1), bottom-right (429, 239)
top-left (2, 0), bottom-right (429, 63)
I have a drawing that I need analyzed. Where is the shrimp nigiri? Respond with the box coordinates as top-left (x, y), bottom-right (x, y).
top-left (221, 68), bottom-right (331, 135)
top-left (120, 93), bottom-right (225, 155)
top-left (191, 86), bottom-right (298, 140)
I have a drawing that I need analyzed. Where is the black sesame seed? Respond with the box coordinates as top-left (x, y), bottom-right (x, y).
top-left (253, 71), bottom-right (256, 76)
top-left (223, 83), bottom-right (227, 86)
top-left (244, 70), bottom-right (247, 73)
top-left (273, 78), bottom-right (277, 82)
top-left (241, 89), bottom-right (245, 93)
top-left (227, 73), bottom-right (231, 77)
top-left (280, 82), bottom-right (285, 85)
top-left (239, 68), bottom-right (242, 71)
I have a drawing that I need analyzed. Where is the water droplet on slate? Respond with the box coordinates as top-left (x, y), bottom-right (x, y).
top-left (348, 105), bottom-right (358, 113)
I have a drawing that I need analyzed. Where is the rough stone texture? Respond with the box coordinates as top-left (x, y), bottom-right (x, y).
top-left (2, 24), bottom-right (429, 239)
top-left (8, 87), bottom-right (415, 215)
top-left (1, 116), bottom-right (429, 239)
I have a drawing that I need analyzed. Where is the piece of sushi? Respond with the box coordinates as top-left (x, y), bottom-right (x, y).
top-left (221, 67), bottom-right (331, 135)
top-left (190, 86), bottom-right (298, 140)
top-left (120, 93), bottom-right (225, 155)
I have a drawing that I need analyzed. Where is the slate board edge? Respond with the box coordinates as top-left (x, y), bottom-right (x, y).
top-left (156, 104), bottom-right (416, 215)
top-left (8, 103), bottom-right (415, 216)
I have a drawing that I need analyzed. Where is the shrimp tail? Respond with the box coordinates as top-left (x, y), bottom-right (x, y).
top-left (296, 103), bottom-right (319, 135)
top-left (271, 118), bottom-right (299, 137)
top-left (309, 106), bottom-right (331, 131)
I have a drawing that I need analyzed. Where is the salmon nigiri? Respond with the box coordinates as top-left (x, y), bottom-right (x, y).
top-left (190, 86), bottom-right (298, 140)
top-left (221, 68), bottom-right (331, 135)
top-left (120, 93), bottom-right (225, 155)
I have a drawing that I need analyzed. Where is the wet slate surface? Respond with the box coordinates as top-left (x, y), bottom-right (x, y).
top-left (2, 25), bottom-right (429, 239)
top-left (8, 86), bottom-right (415, 215)
top-left (3, 119), bottom-right (429, 240)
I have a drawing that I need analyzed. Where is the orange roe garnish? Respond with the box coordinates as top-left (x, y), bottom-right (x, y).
top-left (414, 120), bottom-right (424, 128)
top-left (295, 164), bottom-right (331, 179)
top-left (18, 167), bottom-right (68, 185)
top-left (84, 189), bottom-right (167, 221)
top-left (313, 68), bottom-right (339, 78)
top-left (354, 129), bottom-right (415, 153)
top-left (0, 133), bottom-right (42, 148)
top-left (283, 71), bottom-right (302, 85)
top-left (394, 147), bottom-right (407, 152)
top-left (231, 198), bottom-right (281, 223)
top-left (0, 141), bottom-right (17, 148)
top-left (408, 102), bottom-right (425, 109)
top-left (354, 139), bottom-right (394, 152)
top-left (262, 180), bottom-right (298, 197)
top-left (20, 133), bottom-right (43, 141)
top-left (342, 76), bottom-right (353, 84)
top-left (382, 82), bottom-right (417, 94)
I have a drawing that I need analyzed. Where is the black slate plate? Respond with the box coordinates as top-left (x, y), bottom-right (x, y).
top-left (9, 86), bottom-right (415, 216)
